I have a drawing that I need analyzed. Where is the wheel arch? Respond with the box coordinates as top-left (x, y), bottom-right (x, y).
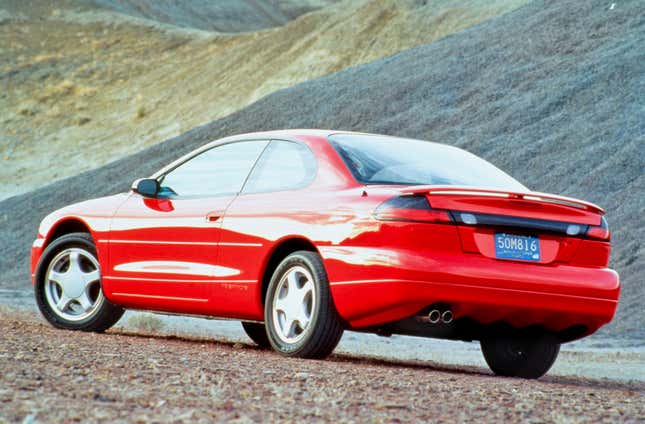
top-left (259, 236), bottom-right (319, 308)
top-left (35, 219), bottom-right (95, 282)
top-left (45, 218), bottom-right (92, 249)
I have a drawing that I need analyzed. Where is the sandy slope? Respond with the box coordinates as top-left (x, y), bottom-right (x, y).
top-left (0, 0), bottom-right (528, 199)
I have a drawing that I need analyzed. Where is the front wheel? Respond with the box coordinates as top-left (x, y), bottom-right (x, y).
top-left (35, 232), bottom-right (124, 332)
top-left (265, 251), bottom-right (344, 359)
top-left (480, 331), bottom-right (560, 379)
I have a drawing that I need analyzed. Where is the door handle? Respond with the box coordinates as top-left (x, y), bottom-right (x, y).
top-left (205, 212), bottom-right (222, 222)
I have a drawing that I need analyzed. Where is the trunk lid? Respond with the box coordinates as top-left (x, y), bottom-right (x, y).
top-left (399, 186), bottom-right (605, 265)
top-left (399, 186), bottom-right (604, 225)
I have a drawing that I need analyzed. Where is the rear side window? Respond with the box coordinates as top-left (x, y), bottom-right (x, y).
top-left (159, 140), bottom-right (268, 198)
top-left (243, 140), bottom-right (317, 193)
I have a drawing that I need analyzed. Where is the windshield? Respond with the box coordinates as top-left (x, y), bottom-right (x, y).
top-left (328, 134), bottom-right (527, 191)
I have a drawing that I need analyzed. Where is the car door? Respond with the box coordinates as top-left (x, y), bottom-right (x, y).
top-left (215, 140), bottom-right (319, 319)
top-left (103, 140), bottom-right (268, 314)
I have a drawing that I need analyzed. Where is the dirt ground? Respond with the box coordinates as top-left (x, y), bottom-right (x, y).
top-left (1, 308), bottom-right (643, 423)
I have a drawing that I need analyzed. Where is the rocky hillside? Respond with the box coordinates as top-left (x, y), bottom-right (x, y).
top-left (1, 0), bottom-right (642, 337)
top-left (0, 0), bottom-right (528, 199)
top-left (0, 0), bottom-right (336, 32)
top-left (90, 0), bottom-right (339, 32)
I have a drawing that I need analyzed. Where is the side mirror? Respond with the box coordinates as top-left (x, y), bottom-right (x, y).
top-left (132, 178), bottom-right (160, 198)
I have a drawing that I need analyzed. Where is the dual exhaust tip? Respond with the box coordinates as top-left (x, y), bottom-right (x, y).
top-left (427, 309), bottom-right (453, 325)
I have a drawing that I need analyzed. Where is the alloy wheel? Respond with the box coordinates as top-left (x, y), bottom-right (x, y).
top-left (44, 247), bottom-right (104, 322)
top-left (271, 265), bottom-right (317, 343)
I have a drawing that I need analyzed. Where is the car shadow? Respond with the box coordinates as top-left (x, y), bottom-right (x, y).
top-left (107, 328), bottom-right (645, 393)
top-left (330, 352), bottom-right (645, 392)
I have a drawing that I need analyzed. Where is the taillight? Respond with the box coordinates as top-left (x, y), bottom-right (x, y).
top-left (586, 216), bottom-right (610, 241)
top-left (374, 196), bottom-right (452, 223)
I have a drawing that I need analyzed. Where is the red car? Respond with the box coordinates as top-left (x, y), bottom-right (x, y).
top-left (31, 130), bottom-right (619, 378)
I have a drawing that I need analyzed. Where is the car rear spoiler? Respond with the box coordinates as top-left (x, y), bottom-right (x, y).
top-left (398, 186), bottom-right (605, 215)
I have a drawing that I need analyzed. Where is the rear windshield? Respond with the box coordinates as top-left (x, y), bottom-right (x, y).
top-left (328, 134), bottom-right (527, 191)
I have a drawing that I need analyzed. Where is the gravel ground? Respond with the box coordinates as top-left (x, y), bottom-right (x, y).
top-left (1, 307), bottom-right (644, 423)
top-left (118, 312), bottom-right (645, 384)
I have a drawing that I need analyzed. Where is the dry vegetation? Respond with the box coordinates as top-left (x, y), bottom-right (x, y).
top-left (0, 0), bottom-right (528, 199)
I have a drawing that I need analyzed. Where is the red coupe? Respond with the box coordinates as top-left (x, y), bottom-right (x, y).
top-left (31, 130), bottom-right (619, 378)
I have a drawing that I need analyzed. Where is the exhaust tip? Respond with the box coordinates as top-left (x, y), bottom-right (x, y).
top-left (441, 310), bottom-right (453, 324)
top-left (428, 310), bottom-right (441, 324)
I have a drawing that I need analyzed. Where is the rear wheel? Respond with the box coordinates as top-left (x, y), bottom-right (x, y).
top-left (241, 322), bottom-right (270, 348)
top-left (265, 251), bottom-right (344, 359)
top-left (480, 331), bottom-right (560, 379)
top-left (35, 233), bottom-right (124, 332)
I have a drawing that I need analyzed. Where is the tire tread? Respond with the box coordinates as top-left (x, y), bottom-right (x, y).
top-left (481, 332), bottom-right (560, 379)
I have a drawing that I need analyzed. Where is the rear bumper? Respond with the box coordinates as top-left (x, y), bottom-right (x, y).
top-left (321, 247), bottom-right (619, 337)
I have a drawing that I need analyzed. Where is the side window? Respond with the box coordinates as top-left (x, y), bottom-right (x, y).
top-left (243, 140), bottom-right (317, 194)
top-left (159, 141), bottom-right (268, 197)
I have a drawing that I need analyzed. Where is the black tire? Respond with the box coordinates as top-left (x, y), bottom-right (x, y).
top-left (34, 232), bottom-right (124, 332)
top-left (264, 251), bottom-right (344, 359)
top-left (241, 322), bottom-right (271, 348)
top-left (480, 331), bottom-right (560, 379)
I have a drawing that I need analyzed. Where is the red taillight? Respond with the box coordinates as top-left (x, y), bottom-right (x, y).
top-left (374, 196), bottom-right (452, 223)
top-left (586, 216), bottom-right (610, 241)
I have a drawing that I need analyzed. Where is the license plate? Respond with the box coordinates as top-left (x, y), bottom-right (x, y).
top-left (494, 233), bottom-right (540, 261)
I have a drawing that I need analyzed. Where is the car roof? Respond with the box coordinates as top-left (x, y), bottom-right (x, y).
top-left (190, 128), bottom-right (375, 157)
top-left (219, 129), bottom-right (346, 143)
top-left (154, 129), bottom-right (449, 180)
top-left (151, 129), bottom-right (364, 179)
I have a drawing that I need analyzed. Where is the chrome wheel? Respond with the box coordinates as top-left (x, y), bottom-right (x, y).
top-left (265, 251), bottom-right (344, 358)
top-left (271, 265), bottom-right (316, 343)
top-left (44, 247), bottom-right (104, 322)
